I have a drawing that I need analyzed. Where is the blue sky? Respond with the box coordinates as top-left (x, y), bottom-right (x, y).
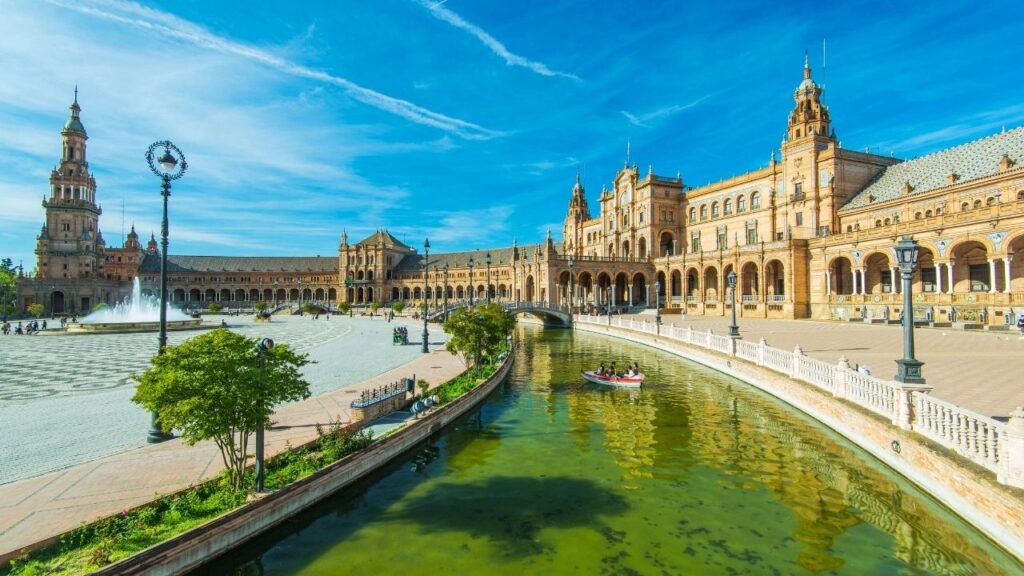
top-left (2, 0), bottom-right (1023, 270)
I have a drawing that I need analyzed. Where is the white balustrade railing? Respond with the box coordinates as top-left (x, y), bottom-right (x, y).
top-left (845, 369), bottom-right (899, 420)
top-left (569, 313), bottom-right (1024, 488)
top-left (915, 394), bottom-right (1003, 474)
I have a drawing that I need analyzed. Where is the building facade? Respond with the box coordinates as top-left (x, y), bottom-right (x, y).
top-left (18, 65), bottom-right (1024, 325)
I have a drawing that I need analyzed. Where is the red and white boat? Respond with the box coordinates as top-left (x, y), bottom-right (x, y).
top-left (581, 370), bottom-right (644, 388)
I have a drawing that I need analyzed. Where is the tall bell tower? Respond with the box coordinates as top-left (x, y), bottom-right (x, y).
top-left (35, 89), bottom-right (104, 280)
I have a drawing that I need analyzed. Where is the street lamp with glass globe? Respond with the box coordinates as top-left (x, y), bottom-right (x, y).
top-left (254, 337), bottom-right (274, 491)
top-left (467, 256), bottom-right (475, 307)
top-left (485, 252), bottom-right (492, 304)
top-left (145, 140), bottom-right (187, 443)
top-left (654, 279), bottom-right (662, 332)
top-left (895, 236), bottom-right (925, 384)
top-left (727, 271), bottom-right (739, 337)
top-left (443, 262), bottom-right (449, 320)
top-left (422, 238), bottom-right (430, 353)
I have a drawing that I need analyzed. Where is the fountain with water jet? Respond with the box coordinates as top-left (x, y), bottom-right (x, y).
top-left (66, 278), bottom-right (205, 334)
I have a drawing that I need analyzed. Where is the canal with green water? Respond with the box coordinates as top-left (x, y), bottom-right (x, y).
top-left (199, 327), bottom-right (1022, 575)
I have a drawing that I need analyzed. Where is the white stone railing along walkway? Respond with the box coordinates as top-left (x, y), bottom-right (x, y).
top-left (575, 314), bottom-right (1024, 489)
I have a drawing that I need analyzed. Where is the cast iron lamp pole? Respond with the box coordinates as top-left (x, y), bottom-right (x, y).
top-left (422, 239), bottom-right (430, 353)
top-left (467, 257), bottom-right (475, 307)
top-left (255, 337), bottom-right (274, 491)
top-left (443, 262), bottom-right (449, 321)
top-left (606, 285), bottom-right (612, 325)
top-left (894, 236), bottom-right (925, 384)
top-left (145, 140), bottom-right (186, 443)
top-left (568, 258), bottom-right (574, 312)
top-left (485, 252), bottom-right (492, 304)
top-left (654, 279), bottom-right (662, 333)
top-left (727, 271), bottom-right (739, 337)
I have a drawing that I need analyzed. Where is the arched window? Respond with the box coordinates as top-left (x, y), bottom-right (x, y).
top-left (884, 218), bottom-right (891, 225)
top-left (751, 192), bottom-right (761, 209)
top-left (961, 202), bottom-right (970, 211)
top-left (973, 199), bottom-right (982, 209)
top-left (925, 210), bottom-right (932, 217)
top-left (986, 196), bottom-right (996, 206)
top-left (875, 220), bottom-right (882, 227)
top-left (914, 212), bottom-right (922, 220)
top-left (846, 225), bottom-right (853, 232)
top-left (724, 199), bottom-right (732, 215)
top-left (700, 205), bottom-right (708, 221)
top-left (737, 195), bottom-right (746, 212)
top-left (689, 208), bottom-right (697, 222)
top-left (711, 202), bottom-right (720, 218)
top-left (1017, 190), bottom-right (1024, 201)
top-left (935, 207), bottom-right (942, 214)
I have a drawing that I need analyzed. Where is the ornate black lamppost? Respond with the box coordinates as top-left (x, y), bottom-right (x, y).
top-left (895, 236), bottom-right (925, 384)
top-left (145, 140), bottom-right (186, 443)
top-left (567, 258), bottom-right (574, 311)
top-left (467, 256), bottom-right (475, 307)
top-left (254, 337), bottom-right (274, 491)
top-left (422, 239), bottom-right (430, 353)
top-left (443, 262), bottom-right (449, 320)
top-left (485, 252), bottom-right (492, 304)
top-left (606, 285), bottom-right (612, 325)
top-left (728, 270), bottom-right (740, 337)
top-left (654, 279), bottom-right (662, 333)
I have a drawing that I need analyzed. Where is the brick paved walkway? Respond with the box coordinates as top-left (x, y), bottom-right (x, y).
top-left (621, 312), bottom-right (1024, 418)
top-left (0, 335), bottom-right (465, 560)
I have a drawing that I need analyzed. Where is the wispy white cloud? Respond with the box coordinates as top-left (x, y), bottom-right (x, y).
top-left (413, 0), bottom-right (579, 81)
top-left (620, 97), bottom-right (710, 127)
top-left (45, 0), bottom-right (501, 140)
top-left (873, 104), bottom-right (1024, 155)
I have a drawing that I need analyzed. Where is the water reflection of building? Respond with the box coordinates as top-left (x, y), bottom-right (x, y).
top-left (680, 376), bottom-right (989, 574)
top-left (564, 385), bottom-right (657, 483)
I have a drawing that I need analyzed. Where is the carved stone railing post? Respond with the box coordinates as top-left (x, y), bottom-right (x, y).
top-left (834, 356), bottom-right (850, 400)
top-left (896, 381), bottom-right (933, 430)
top-left (1001, 406), bottom-right (1024, 488)
top-left (791, 344), bottom-right (804, 379)
top-left (757, 337), bottom-right (767, 366)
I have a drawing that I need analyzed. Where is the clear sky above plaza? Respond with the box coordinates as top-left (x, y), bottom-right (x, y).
top-left (1, 0), bottom-right (1022, 271)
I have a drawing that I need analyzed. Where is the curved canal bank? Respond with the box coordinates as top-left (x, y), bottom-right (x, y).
top-left (574, 317), bottom-right (1024, 562)
top-left (195, 327), bottom-right (1023, 575)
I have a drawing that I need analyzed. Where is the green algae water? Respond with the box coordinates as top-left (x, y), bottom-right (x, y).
top-left (200, 327), bottom-right (1022, 575)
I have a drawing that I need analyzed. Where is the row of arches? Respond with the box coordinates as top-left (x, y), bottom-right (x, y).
top-left (689, 192), bottom-right (762, 223)
top-left (169, 287), bottom-right (337, 303)
top-left (827, 236), bottom-right (1024, 296)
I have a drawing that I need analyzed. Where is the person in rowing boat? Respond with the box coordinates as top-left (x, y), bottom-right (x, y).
top-left (609, 362), bottom-right (617, 377)
top-left (596, 363), bottom-right (607, 376)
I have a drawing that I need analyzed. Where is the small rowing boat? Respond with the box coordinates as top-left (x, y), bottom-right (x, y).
top-left (581, 370), bottom-right (644, 388)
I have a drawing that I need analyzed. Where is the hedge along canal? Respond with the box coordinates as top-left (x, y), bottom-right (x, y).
top-left (194, 327), bottom-right (1023, 575)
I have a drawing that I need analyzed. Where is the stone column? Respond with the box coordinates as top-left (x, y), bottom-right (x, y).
top-left (825, 270), bottom-right (832, 295)
top-left (989, 259), bottom-right (998, 293)
top-left (860, 269), bottom-right (867, 295)
top-left (946, 260), bottom-right (955, 295)
top-left (890, 266), bottom-right (899, 293)
top-left (935, 263), bottom-right (943, 294)
top-left (1005, 257), bottom-right (1013, 294)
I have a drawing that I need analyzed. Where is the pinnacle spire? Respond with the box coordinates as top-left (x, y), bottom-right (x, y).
top-left (803, 50), bottom-right (811, 79)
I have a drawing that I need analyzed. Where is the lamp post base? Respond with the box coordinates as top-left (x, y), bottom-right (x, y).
top-left (146, 412), bottom-right (173, 443)
top-left (728, 326), bottom-right (740, 338)
top-left (894, 358), bottom-right (926, 384)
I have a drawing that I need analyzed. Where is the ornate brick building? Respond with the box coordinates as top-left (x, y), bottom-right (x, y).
top-left (18, 65), bottom-right (1024, 326)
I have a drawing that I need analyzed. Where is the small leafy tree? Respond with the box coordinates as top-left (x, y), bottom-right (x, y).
top-left (207, 302), bottom-right (223, 314)
top-left (132, 329), bottom-right (312, 489)
top-left (417, 378), bottom-right (430, 397)
top-left (338, 302), bottom-right (350, 315)
top-left (27, 303), bottom-right (45, 318)
top-left (302, 303), bottom-right (318, 315)
top-left (0, 262), bottom-right (17, 318)
top-left (392, 301), bottom-right (405, 314)
top-left (443, 303), bottom-right (516, 365)
top-left (254, 301), bottom-right (268, 313)
top-left (369, 302), bottom-right (379, 315)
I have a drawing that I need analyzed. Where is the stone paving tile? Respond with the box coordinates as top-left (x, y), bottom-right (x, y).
top-left (0, 324), bottom-right (465, 559)
top-left (620, 312), bottom-right (1024, 418)
top-left (0, 315), bottom-right (444, 484)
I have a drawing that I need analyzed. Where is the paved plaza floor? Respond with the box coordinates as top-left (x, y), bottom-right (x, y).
top-left (0, 314), bottom-right (448, 485)
top-left (621, 312), bottom-right (1024, 418)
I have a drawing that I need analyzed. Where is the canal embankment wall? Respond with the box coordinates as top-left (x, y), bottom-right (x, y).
top-left (573, 316), bottom-right (1024, 562)
top-left (93, 350), bottom-right (516, 576)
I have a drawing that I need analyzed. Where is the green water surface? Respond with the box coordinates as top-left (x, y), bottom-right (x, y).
top-left (201, 328), bottom-right (1022, 575)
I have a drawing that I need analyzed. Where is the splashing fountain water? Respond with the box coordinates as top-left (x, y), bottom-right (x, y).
top-left (82, 278), bottom-right (190, 324)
